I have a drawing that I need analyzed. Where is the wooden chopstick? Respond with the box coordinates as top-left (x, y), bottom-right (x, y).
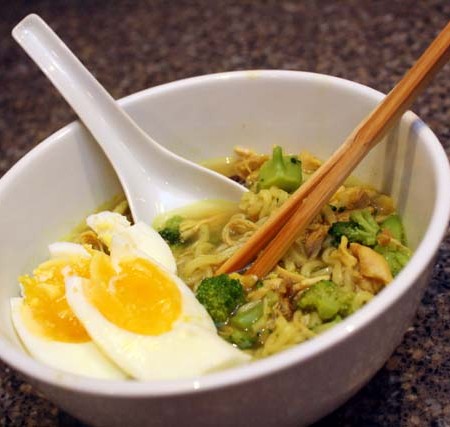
top-left (217, 20), bottom-right (450, 278)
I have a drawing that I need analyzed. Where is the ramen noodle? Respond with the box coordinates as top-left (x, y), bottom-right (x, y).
top-left (153, 147), bottom-right (411, 357)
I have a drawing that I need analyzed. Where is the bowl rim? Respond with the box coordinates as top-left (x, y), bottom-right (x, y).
top-left (1, 69), bottom-right (449, 397)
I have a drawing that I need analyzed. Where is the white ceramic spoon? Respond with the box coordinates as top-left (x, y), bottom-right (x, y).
top-left (12, 14), bottom-right (245, 222)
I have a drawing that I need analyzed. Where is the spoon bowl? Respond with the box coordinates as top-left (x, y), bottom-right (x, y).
top-left (12, 14), bottom-right (245, 222)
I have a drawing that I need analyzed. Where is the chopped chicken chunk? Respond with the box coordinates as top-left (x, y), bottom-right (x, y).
top-left (350, 243), bottom-right (393, 285)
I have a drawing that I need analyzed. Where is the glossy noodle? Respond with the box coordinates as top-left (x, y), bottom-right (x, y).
top-left (154, 147), bottom-right (411, 357)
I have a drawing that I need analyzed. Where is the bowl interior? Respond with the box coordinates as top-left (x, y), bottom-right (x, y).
top-left (0, 70), bottom-right (445, 389)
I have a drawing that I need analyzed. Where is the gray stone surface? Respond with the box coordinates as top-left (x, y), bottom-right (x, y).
top-left (0, 1), bottom-right (449, 425)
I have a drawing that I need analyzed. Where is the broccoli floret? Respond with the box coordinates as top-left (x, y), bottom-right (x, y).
top-left (257, 146), bottom-right (302, 193)
top-left (328, 209), bottom-right (380, 246)
top-left (375, 214), bottom-right (410, 276)
top-left (312, 315), bottom-right (343, 334)
top-left (158, 215), bottom-right (183, 245)
top-left (329, 222), bottom-right (360, 246)
top-left (298, 280), bottom-right (355, 321)
top-left (374, 244), bottom-right (411, 276)
top-left (196, 274), bottom-right (245, 324)
top-left (351, 210), bottom-right (380, 235)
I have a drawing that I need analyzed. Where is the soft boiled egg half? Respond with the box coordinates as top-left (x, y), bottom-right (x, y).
top-left (11, 211), bottom-right (250, 380)
top-left (11, 242), bottom-right (126, 379)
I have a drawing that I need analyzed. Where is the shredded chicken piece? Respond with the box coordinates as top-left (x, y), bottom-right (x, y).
top-left (275, 266), bottom-right (330, 295)
top-left (350, 243), bottom-right (392, 285)
top-left (355, 276), bottom-right (383, 294)
top-left (303, 225), bottom-right (330, 258)
top-left (279, 296), bottom-right (295, 320)
top-left (299, 151), bottom-right (322, 173)
top-left (331, 187), bottom-right (372, 210)
top-left (233, 146), bottom-right (269, 186)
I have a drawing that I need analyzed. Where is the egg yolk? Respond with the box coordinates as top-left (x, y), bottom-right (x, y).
top-left (86, 252), bottom-right (182, 335)
top-left (20, 256), bottom-right (91, 343)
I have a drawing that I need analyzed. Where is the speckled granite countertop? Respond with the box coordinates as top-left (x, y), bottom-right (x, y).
top-left (0, 1), bottom-right (449, 426)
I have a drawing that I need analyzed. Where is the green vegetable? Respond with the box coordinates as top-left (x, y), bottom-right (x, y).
top-left (158, 215), bottom-right (184, 245)
top-left (226, 294), bottom-right (275, 350)
top-left (225, 328), bottom-right (256, 350)
top-left (328, 209), bottom-right (380, 247)
top-left (313, 315), bottom-right (343, 334)
top-left (298, 280), bottom-right (355, 321)
top-left (374, 244), bottom-right (411, 276)
top-left (257, 146), bottom-right (302, 193)
top-left (196, 274), bottom-right (245, 324)
top-left (351, 290), bottom-right (374, 311)
top-left (380, 214), bottom-right (405, 243)
top-left (230, 300), bottom-right (264, 330)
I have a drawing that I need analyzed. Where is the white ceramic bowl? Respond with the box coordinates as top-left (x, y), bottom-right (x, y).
top-left (1, 71), bottom-right (449, 427)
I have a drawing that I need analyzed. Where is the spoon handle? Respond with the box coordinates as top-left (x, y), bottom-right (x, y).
top-left (12, 15), bottom-right (159, 218)
top-left (12, 15), bottom-right (152, 156)
top-left (218, 20), bottom-right (450, 277)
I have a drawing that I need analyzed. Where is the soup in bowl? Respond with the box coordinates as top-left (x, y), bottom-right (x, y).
top-left (0, 70), bottom-right (449, 426)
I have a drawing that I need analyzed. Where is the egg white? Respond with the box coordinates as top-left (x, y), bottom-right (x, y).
top-left (10, 297), bottom-right (127, 379)
top-left (65, 274), bottom-right (251, 381)
top-left (87, 211), bottom-right (176, 274)
top-left (86, 211), bottom-right (131, 247)
top-left (110, 222), bottom-right (177, 274)
top-left (48, 242), bottom-right (90, 259)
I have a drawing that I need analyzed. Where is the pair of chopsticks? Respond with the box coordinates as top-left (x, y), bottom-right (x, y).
top-left (217, 20), bottom-right (450, 278)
